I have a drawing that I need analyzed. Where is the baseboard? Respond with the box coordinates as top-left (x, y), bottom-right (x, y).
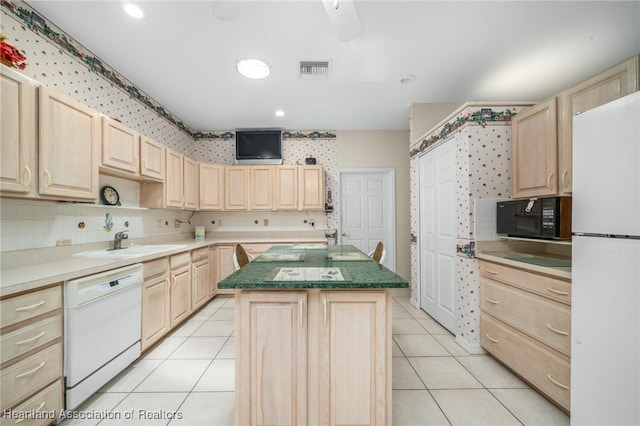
top-left (454, 335), bottom-right (487, 355)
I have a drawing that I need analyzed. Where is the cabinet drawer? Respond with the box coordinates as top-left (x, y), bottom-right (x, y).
top-left (481, 278), bottom-right (571, 355)
top-left (480, 261), bottom-right (571, 305)
top-left (1, 287), bottom-right (62, 328)
top-left (144, 257), bottom-right (169, 279)
top-left (1, 379), bottom-right (63, 426)
top-left (191, 248), bottom-right (208, 262)
top-left (1, 314), bottom-right (62, 364)
top-left (170, 252), bottom-right (191, 269)
top-left (1, 342), bottom-right (62, 411)
top-left (481, 314), bottom-right (570, 411)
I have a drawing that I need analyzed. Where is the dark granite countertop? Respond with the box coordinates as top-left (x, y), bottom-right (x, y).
top-left (219, 245), bottom-right (409, 289)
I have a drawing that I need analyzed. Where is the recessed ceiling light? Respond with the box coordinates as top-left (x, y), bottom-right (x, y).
top-left (275, 110), bottom-right (285, 117)
top-left (123, 3), bottom-right (145, 19)
top-left (236, 59), bottom-right (271, 80)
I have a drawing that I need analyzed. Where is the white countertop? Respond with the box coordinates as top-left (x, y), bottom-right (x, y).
top-left (0, 233), bottom-right (328, 297)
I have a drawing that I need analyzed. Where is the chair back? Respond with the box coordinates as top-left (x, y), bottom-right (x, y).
top-left (371, 242), bottom-right (384, 263)
top-left (235, 244), bottom-right (251, 268)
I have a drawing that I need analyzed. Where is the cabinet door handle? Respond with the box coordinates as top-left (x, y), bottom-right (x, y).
top-left (16, 331), bottom-right (46, 346)
top-left (485, 334), bottom-right (499, 343)
top-left (547, 374), bottom-right (570, 390)
top-left (546, 324), bottom-right (569, 336)
top-left (561, 169), bottom-right (569, 188)
top-left (134, 156), bottom-right (139, 171)
top-left (547, 287), bottom-right (569, 296)
top-left (323, 297), bottom-right (328, 328)
top-left (16, 361), bottom-right (46, 378)
top-left (15, 300), bottom-right (45, 312)
top-left (485, 269), bottom-right (499, 275)
top-left (23, 165), bottom-right (32, 187)
top-left (298, 299), bottom-right (304, 329)
top-left (43, 169), bottom-right (51, 188)
top-left (14, 401), bottom-right (45, 423)
top-left (142, 159), bottom-right (147, 172)
top-left (548, 172), bottom-right (554, 188)
top-left (485, 297), bottom-right (500, 305)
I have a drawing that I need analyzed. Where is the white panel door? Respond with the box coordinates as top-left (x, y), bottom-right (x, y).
top-left (419, 142), bottom-right (456, 333)
top-left (339, 170), bottom-right (395, 271)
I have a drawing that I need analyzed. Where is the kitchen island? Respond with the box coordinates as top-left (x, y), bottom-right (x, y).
top-left (219, 245), bottom-right (408, 426)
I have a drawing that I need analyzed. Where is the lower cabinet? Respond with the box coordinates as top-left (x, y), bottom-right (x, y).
top-left (235, 289), bottom-right (391, 426)
top-left (141, 258), bottom-right (170, 352)
top-left (0, 284), bottom-right (64, 424)
top-left (479, 260), bottom-right (571, 412)
top-left (170, 252), bottom-right (192, 328)
top-left (191, 248), bottom-right (210, 311)
top-left (214, 244), bottom-right (235, 295)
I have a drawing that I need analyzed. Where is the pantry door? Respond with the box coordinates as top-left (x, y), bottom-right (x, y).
top-left (419, 142), bottom-right (456, 333)
top-left (339, 169), bottom-right (395, 272)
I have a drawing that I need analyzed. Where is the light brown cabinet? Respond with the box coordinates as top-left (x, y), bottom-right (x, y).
top-left (100, 116), bottom-right (140, 176)
top-left (235, 289), bottom-right (391, 425)
top-left (212, 244), bottom-right (235, 295)
top-left (199, 163), bottom-right (224, 210)
top-left (275, 165), bottom-right (298, 210)
top-left (191, 248), bottom-right (210, 311)
top-left (183, 156), bottom-right (199, 210)
top-left (225, 166), bottom-right (248, 210)
top-left (479, 260), bottom-right (571, 412)
top-left (141, 258), bottom-right (170, 352)
top-left (298, 165), bottom-right (325, 210)
top-left (39, 86), bottom-right (100, 200)
top-left (139, 135), bottom-right (165, 181)
top-left (558, 55), bottom-right (639, 195)
top-left (249, 166), bottom-right (274, 210)
top-left (169, 252), bottom-right (192, 327)
top-left (165, 149), bottom-right (184, 209)
top-left (512, 55), bottom-right (639, 199)
top-left (0, 284), bottom-right (64, 420)
top-left (0, 65), bottom-right (38, 197)
top-left (511, 97), bottom-right (558, 199)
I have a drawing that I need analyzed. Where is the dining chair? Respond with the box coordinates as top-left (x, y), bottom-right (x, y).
top-left (368, 242), bottom-right (386, 263)
top-left (233, 244), bottom-right (254, 270)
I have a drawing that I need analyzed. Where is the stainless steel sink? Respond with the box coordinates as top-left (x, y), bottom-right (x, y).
top-left (73, 244), bottom-right (187, 258)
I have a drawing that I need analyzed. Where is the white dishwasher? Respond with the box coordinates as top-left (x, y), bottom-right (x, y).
top-left (64, 263), bottom-right (143, 410)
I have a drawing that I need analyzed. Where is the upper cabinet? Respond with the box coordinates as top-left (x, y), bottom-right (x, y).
top-left (140, 136), bottom-right (165, 181)
top-left (275, 165), bottom-right (299, 211)
top-left (100, 116), bottom-right (140, 176)
top-left (199, 163), bottom-right (224, 211)
top-left (249, 166), bottom-right (274, 210)
top-left (165, 149), bottom-right (185, 209)
top-left (299, 165), bottom-right (325, 210)
top-left (1, 65), bottom-right (38, 196)
top-left (511, 98), bottom-right (558, 199)
top-left (225, 166), bottom-right (248, 210)
top-left (512, 55), bottom-right (639, 199)
top-left (183, 156), bottom-right (199, 210)
top-left (558, 56), bottom-right (639, 195)
top-left (39, 86), bottom-right (100, 200)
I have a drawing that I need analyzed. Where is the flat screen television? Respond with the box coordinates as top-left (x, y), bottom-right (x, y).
top-left (235, 130), bottom-right (283, 165)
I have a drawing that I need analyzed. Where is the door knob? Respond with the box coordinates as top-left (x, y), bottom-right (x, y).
top-left (341, 232), bottom-right (348, 236)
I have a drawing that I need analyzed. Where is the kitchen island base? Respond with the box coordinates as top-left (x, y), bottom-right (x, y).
top-left (234, 288), bottom-right (392, 426)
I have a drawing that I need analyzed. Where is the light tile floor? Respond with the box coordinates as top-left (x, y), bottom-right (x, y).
top-left (61, 290), bottom-right (569, 426)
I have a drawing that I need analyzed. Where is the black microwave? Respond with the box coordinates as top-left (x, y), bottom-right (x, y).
top-left (496, 197), bottom-right (572, 240)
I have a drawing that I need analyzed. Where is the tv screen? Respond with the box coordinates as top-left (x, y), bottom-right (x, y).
top-left (235, 130), bottom-right (283, 165)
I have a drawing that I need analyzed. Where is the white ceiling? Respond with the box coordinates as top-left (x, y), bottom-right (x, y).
top-left (27, 1), bottom-right (640, 132)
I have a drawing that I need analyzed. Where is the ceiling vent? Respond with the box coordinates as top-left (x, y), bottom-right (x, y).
top-left (299, 61), bottom-right (331, 80)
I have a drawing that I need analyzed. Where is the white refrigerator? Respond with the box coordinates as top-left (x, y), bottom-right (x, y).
top-left (571, 91), bottom-right (640, 425)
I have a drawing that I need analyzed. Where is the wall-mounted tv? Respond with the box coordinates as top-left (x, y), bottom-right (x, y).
top-left (235, 130), bottom-right (283, 165)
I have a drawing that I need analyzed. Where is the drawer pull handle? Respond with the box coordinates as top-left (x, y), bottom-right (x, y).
top-left (547, 374), bottom-right (570, 390)
top-left (14, 400), bottom-right (45, 423)
top-left (16, 331), bottom-right (46, 345)
top-left (547, 287), bottom-right (569, 296)
top-left (485, 269), bottom-right (499, 275)
top-left (485, 334), bottom-right (499, 343)
top-left (15, 301), bottom-right (45, 312)
top-left (546, 324), bottom-right (569, 336)
top-left (485, 297), bottom-right (500, 305)
top-left (16, 361), bottom-right (46, 378)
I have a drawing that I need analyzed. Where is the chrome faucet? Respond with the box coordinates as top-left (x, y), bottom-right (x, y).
top-left (113, 230), bottom-right (129, 250)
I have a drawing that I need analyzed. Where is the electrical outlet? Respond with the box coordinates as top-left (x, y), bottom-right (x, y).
top-left (174, 219), bottom-right (181, 228)
top-left (263, 219), bottom-right (269, 226)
